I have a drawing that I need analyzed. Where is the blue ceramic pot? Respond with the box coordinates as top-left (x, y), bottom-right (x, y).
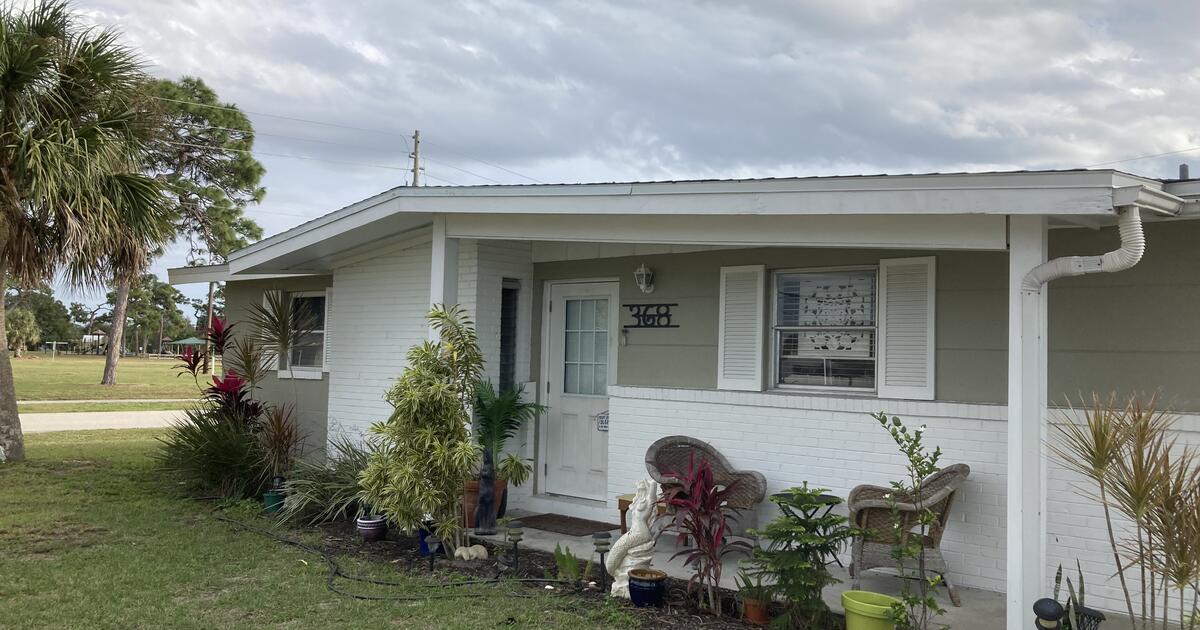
top-left (628, 569), bottom-right (667, 608)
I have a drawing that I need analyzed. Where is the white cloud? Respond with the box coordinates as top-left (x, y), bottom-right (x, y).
top-left (58, 0), bottom-right (1200, 304)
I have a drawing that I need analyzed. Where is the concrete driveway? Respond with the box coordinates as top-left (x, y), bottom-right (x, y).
top-left (20, 409), bottom-right (182, 433)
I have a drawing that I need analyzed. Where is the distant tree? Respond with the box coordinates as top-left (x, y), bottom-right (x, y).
top-left (5, 309), bottom-right (39, 357)
top-left (102, 76), bottom-right (265, 384)
top-left (0, 2), bottom-right (174, 462)
top-left (106, 273), bottom-right (192, 354)
top-left (6, 284), bottom-right (77, 342)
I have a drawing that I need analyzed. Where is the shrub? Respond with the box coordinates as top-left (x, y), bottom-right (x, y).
top-left (747, 483), bottom-right (856, 628)
top-left (157, 406), bottom-right (267, 498)
top-left (278, 435), bottom-right (373, 525)
top-left (474, 380), bottom-right (544, 486)
top-left (659, 453), bottom-right (751, 614)
top-left (258, 405), bottom-right (304, 480)
top-left (359, 305), bottom-right (484, 548)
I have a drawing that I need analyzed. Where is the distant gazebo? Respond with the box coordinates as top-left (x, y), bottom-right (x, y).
top-left (167, 337), bottom-right (206, 353)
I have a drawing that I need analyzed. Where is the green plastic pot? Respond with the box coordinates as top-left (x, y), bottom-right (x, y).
top-left (842, 590), bottom-right (900, 630)
top-left (263, 489), bottom-right (285, 514)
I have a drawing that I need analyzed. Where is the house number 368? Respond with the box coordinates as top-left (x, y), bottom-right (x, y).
top-left (623, 303), bottom-right (680, 329)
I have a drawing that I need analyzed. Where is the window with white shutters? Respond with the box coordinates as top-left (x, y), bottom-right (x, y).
top-left (877, 256), bottom-right (936, 400)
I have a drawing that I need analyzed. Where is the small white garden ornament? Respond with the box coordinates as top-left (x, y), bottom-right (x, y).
top-left (605, 478), bottom-right (659, 598)
top-left (453, 544), bottom-right (489, 561)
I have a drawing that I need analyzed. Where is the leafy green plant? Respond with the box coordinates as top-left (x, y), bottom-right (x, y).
top-left (359, 305), bottom-right (484, 548)
top-left (735, 566), bottom-right (772, 601)
top-left (473, 380), bottom-right (545, 486)
top-left (277, 435), bottom-right (373, 525)
top-left (871, 412), bottom-right (945, 630)
top-left (246, 289), bottom-right (319, 374)
top-left (156, 406), bottom-right (266, 498)
top-left (1053, 561), bottom-right (1104, 630)
top-left (257, 405), bottom-right (304, 479)
top-left (747, 482), bottom-right (857, 628)
top-left (553, 543), bottom-right (593, 586)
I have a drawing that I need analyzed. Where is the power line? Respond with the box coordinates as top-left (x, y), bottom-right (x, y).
top-left (152, 95), bottom-right (544, 184)
top-left (421, 140), bottom-right (545, 184)
top-left (1083, 145), bottom-right (1200, 168)
top-left (150, 95), bottom-right (411, 153)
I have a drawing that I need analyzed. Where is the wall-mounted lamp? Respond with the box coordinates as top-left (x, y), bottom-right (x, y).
top-left (634, 264), bottom-right (655, 294)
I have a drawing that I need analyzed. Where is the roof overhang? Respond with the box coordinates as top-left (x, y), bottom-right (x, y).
top-left (167, 263), bottom-right (319, 285)
top-left (219, 170), bottom-right (1184, 276)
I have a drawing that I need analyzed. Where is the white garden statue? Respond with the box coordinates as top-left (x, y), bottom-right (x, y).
top-left (605, 478), bottom-right (660, 598)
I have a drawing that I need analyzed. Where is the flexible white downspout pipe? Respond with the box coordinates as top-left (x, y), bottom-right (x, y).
top-left (1022, 207), bottom-right (1145, 292)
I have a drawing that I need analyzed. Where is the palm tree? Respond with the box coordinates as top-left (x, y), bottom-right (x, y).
top-left (0, 1), bottom-right (173, 461)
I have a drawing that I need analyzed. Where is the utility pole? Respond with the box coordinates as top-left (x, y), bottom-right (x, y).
top-left (410, 129), bottom-right (421, 186)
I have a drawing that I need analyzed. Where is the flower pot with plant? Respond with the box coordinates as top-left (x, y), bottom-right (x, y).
top-left (735, 567), bottom-right (772, 626)
top-left (466, 380), bottom-right (545, 526)
top-left (746, 483), bottom-right (858, 628)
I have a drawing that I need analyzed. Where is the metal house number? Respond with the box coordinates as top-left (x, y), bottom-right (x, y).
top-left (623, 303), bottom-right (679, 329)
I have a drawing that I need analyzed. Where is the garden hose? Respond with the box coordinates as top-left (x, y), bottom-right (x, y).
top-left (213, 515), bottom-right (567, 602)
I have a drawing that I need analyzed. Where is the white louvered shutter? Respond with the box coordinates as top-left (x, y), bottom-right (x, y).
top-left (717, 265), bottom-right (766, 391)
top-left (323, 287), bottom-right (333, 372)
top-left (877, 256), bottom-right (936, 400)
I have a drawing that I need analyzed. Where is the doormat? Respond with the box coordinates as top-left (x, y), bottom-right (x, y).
top-left (519, 513), bottom-right (619, 537)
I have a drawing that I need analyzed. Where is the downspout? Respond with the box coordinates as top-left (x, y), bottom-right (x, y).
top-left (1022, 207), bottom-right (1145, 292)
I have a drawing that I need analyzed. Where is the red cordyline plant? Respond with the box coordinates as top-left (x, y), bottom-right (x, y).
top-left (174, 346), bottom-right (207, 388)
top-left (204, 316), bottom-right (234, 355)
top-left (658, 454), bottom-right (752, 615)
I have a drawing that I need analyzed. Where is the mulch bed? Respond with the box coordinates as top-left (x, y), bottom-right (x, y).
top-left (311, 521), bottom-right (766, 629)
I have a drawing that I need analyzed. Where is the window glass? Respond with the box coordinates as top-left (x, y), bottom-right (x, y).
top-left (774, 270), bottom-right (876, 389)
top-left (563, 297), bottom-right (608, 395)
top-left (288, 295), bottom-right (326, 369)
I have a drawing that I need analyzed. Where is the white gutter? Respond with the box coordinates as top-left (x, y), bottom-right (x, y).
top-left (1022, 206), bottom-right (1144, 292)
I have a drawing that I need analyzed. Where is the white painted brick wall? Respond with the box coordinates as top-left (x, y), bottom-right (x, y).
top-left (602, 385), bottom-right (1200, 614)
top-left (326, 235), bottom-right (434, 440)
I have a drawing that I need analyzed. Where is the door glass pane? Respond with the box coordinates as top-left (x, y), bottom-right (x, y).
top-left (565, 332), bottom-right (580, 362)
top-left (563, 297), bottom-right (610, 395)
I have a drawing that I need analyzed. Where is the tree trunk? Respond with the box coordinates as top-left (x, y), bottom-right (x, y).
top-left (0, 265), bottom-right (25, 462)
top-left (101, 275), bottom-right (132, 386)
top-left (203, 281), bottom-right (215, 374)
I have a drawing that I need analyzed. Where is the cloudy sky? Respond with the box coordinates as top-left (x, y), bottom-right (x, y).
top-left (68, 0), bottom-right (1200, 303)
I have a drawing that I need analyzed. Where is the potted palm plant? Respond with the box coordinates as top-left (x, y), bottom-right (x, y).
top-left (465, 380), bottom-right (545, 526)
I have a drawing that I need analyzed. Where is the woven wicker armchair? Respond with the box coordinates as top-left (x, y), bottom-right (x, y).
top-left (644, 435), bottom-right (768, 536)
top-left (847, 463), bottom-right (970, 607)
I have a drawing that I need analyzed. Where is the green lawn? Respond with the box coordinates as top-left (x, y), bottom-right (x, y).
top-left (17, 400), bottom-right (190, 414)
top-left (0, 430), bottom-right (639, 629)
top-left (11, 354), bottom-right (204, 401)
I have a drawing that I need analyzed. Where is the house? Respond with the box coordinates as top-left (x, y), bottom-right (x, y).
top-left (169, 168), bottom-right (1200, 629)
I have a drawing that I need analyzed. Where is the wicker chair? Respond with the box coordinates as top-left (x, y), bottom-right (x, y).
top-left (847, 463), bottom-right (970, 607)
top-left (644, 435), bottom-right (768, 536)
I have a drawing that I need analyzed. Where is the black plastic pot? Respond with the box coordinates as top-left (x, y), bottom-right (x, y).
top-left (356, 516), bottom-right (388, 542)
top-left (628, 568), bottom-right (667, 608)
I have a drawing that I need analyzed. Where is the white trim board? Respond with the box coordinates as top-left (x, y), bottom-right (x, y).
top-left (448, 213), bottom-right (1010, 251)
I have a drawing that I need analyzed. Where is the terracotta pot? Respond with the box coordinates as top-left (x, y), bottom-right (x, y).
top-left (463, 478), bottom-right (507, 528)
top-left (742, 597), bottom-right (771, 626)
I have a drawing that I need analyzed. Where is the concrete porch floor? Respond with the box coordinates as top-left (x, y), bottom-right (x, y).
top-left (472, 509), bottom-right (1009, 629)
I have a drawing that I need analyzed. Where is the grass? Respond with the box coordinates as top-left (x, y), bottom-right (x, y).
top-left (11, 354), bottom-right (206, 401)
top-left (0, 430), bottom-right (639, 629)
top-left (18, 401), bottom-right (190, 414)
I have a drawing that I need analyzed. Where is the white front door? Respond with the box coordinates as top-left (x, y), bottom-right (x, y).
top-left (542, 281), bottom-right (618, 500)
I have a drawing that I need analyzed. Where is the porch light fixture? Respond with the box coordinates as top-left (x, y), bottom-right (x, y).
top-left (633, 264), bottom-right (655, 294)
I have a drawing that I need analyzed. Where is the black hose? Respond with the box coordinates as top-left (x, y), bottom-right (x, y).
top-left (214, 515), bottom-right (566, 601)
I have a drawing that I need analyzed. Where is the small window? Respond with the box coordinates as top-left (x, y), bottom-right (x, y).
top-left (499, 280), bottom-right (519, 391)
top-left (288, 293), bottom-right (326, 369)
top-left (773, 268), bottom-right (876, 389)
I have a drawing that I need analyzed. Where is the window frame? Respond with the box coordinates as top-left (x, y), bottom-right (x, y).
top-left (280, 290), bottom-right (327, 376)
top-left (769, 264), bottom-right (879, 394)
